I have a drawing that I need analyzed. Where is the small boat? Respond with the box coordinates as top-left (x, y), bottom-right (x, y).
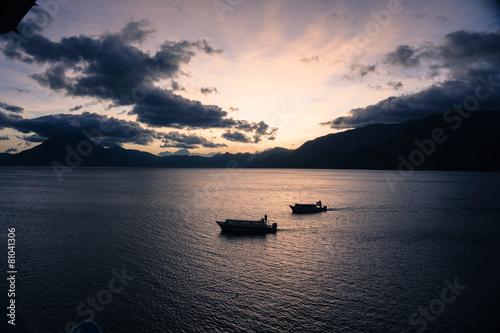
top-left (216, 217), bottom-right (277, 233)
top-left (290, 201), bottom-right (327, 213)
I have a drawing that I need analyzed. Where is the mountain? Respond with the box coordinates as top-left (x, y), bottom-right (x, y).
top-left (0, 134), bottom-right (164, 167)
top-left (1, 111), bottom-right (499, 170)
top-left (271, 110), bottom-right (500, 170)
top-left (265, 119), bottom-right (418, 168)
top-left (0, 133), bottom-right (293, 168)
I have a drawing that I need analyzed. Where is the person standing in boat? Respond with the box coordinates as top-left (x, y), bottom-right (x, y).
top-left (317, 200), bottom-right (322, 208)
top-left (264, 214), bottom-right (268, 223)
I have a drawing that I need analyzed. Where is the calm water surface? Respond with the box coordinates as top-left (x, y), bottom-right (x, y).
top-left (0, 167), bottom-right (499, 332)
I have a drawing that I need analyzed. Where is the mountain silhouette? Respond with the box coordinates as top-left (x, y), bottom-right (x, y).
top-left (1, 111), bottom-right (499, 170)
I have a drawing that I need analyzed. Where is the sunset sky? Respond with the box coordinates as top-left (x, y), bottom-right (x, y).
top-left (1, 0), bottom-right (499, 155)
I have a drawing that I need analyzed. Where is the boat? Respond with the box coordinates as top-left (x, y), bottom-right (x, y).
top-left (290, 201), bottom-right (327, 213)
top-left (216, 217), bottom-right (277, 233)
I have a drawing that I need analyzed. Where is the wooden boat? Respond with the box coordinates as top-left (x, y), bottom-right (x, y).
top-left (290, 201), bottom-right (327, 213)
top-left (216, 218), bottom-right (277, 233)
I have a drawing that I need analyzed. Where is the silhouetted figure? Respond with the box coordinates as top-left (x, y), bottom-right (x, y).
top-left (0, 0), bottom-right (37, 34)
top-left (318, 200), bottom-right (322, 208)
top-left (264, 214), bottom-right (267, 222)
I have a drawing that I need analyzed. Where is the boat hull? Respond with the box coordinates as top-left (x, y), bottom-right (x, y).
top-left (216, 220), bottom-right (277, 233)
top-left (290, 204), bottom-right (327, 214)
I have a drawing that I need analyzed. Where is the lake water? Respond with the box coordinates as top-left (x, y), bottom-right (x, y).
top-left (0, 167), bottom-right (499, 333)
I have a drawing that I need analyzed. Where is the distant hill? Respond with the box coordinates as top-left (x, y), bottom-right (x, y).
top-left (1, 111), bottom-right (499, 170)
top-left (0, 133), bottom-right (293, 168)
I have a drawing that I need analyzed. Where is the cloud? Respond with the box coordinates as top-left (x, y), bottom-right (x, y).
top-left (387, 81), bottom-right (404, 91)
top-left (0, 135), bottom-right (9, 140)
top-left (158, 148), bottom-right (191, 157)
top-left (324, 30), bottom-right (500, 129)
top-left (115, 19), bottom-right (155, 43)
top-left (0, 21), bottom-right (226, 128)
top-left (368, 81), bottom-right (404, 91)
top-left (222, 122), bottom-right (277, 143)
top-left (385, 45), bottom-right (422, 68)
top-left (222, 130), bottom-right (251, 143)
top-left (327, 12), bottom-right (349, 21)
top-left (9, 87), bottom-right (31, 94)
top-left (0, 21), bottom-right (277, 144)
top-left (234, 120), bottom-right (278, 143)
top-left (161, 131), bottom-right (226, 149)
top-left (16, 134), bottom-right (45, 142)
top-left (69, 105), bottom-right (83, 112)
top-left (342, 63), bottom-right (377, 80)
top-left (0, 102), bottom-right (24, 113)
top-left (1, 21), bottom-right (276, 142)
top-left (436, 15), bottom-right (450, 22)
top-left (300, 55), bottom-right (319, 63)
top-left (322, 81), bottom-right (483, 128)
top-left (0, 111), bottom-right (162, 145)
top-left (3, 148), bottom-right (17, 154)
top-left (200, 87), bottom-right (218, 95)
top-left (171, 80), bottom-right (185, 91)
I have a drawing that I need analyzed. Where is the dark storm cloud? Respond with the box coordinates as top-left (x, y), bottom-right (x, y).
top-left (129, 87), bottom-right (236, 128)
top-left (234, 120), bottom-right (278, 143)
top-left (0, 135), bottom-right (9, 140)
top-left (0, 21), bottom-right (226, 127)
top-left (324, 30), bottom-right (500, 129)
top-left (222, 131), bottom-right (251, 143)
top-left (322, 81), bottom-right (484, 128)
top-left (0, 21), bottom-right (276, 143)
top-left (161, 131), bottom-right (226, 149)
top-left (435, 30), bottom-right (500, 78)
top-left (0, 111), bottom-right (162, 145)
top-left (222, 120), bottom-right (277, 143)
top-left (385, 45), bottom-right (422, 68)
top-left (0, 102), bottom-right (24, 113)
